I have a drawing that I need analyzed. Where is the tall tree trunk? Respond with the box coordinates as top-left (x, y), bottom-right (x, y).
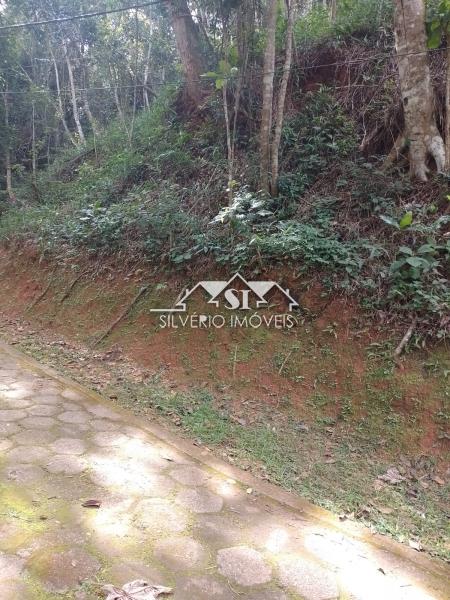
top-left (82, 89), bottom-right (99, 137)
top-left (330, 0), bottom-right (337, 22)
top-left (168, 0), bottom-right (206, 107)
top-left (50, 46), bottom-right (76, 146)
top-left (3, 88), bottom-right (14, 202)
top-left (64, 44), bottom-right (86, 145)
top-left (259, 0), bottom-right (278, 193)
top-left (446, 33), bottom-right (450, 171)
top-left (393, 0), bottom-right (445, 181)
top-left (222, 81), bottom-right (234, 203)
top-left (31, 101), bottom-right (37, 184)
top-left (270, 0), bottom-right (295, 197)
top-left (143, 37), bottom-right (152, 108)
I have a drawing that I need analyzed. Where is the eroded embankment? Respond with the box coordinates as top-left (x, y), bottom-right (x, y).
top-left (0, 246), bottom-right (449, 559)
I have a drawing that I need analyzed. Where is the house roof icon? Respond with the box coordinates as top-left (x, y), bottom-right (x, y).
top-left (151, 273), bottom-right (299, 312)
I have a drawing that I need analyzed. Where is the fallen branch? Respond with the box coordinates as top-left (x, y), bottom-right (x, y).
top-left (93, 285), bottom-right (148, 347)
top-left (27, 269), bottom-right (56, 311)
top-left (394, 316), bottom-right (418, 358)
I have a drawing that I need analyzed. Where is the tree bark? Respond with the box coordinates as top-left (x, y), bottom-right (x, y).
top-left (63, 44), bottom-right (86, 145)
top-left (50, 47), bottom-right (76, 146)
top-left (393, 0), bottom-right (445, 181)
top-left (222, 81), bottom-right (234, 203)
top-left (3, 88), bottom-right (14, 202)
top-left (330, 0), bottom-right (337, 22)
top-left (446, 33), bottom-right (450, 171)
top-left (143, 36), bottom-right (152, 108)
top-left (168, 0), bottom-right (206, 107)
top-left (259, 0), bottom-right (278, 193)
top-left (82, 89), bottom-right (99, 137)
top-left (270, 0), bottom-right (295, 197)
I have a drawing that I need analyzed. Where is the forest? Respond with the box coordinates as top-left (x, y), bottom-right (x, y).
top-left (0, 0), bottom-right (449, 582)
top-left (0, 0), bottom-right (448, 340)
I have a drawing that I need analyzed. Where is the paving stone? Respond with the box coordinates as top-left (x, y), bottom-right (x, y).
top-left (0, 409), bottom-right (27, 421)
top-left (2, 389), bottom-right (31, 400)
top-left (122, 425), bottom-right (150, 439)
top-left (0, 422), bottom-right (21, 436)
top-left (32, 394), bottom-right (63, 405)
top-left (38, 474), bottom-right (97, 501)
top-left (58, 410), bottom-right (90, 424)
top-left (5, 464), bottom-right (45, 485)
top-left (0, 552), bottom-right (25, 580)
top-left (217, 546), bottom-right (272, 586)
top-left (45, 454), bottom-right (87, 475)
top-left (176, 487), bottom-right (223, 513)
top-left (169, 465), bottom-right (208, 486)
top-left (2, 398), bottom-right (33, 409)
top-left (109, 560), bottom-right (169, 589)
top-left (156, 447), bottom-right (193, 465)
top-left (119, 439), bottom-right (171, 469)
top-left (27, 547), bottom-right (100, 594)
top-left (88, 455), bottom-right (174, 496)
top-left (12, 429), bottom-right (56, 445)
top-left (27, 404), bottom-right (59, 416)
top-left (50, 437), bottom-right (86, 455)
top-left (92, 431), bottom-right (131, 447)
top-left (61, 388), bottom-right (86, 402)
top-left (193, 514), bottom-right (243, 548)
top-left (277, 555), bottom-right (339, 600)
top-left (85, 403), bottom-right (122, 420)
top-left (6, 446), bottom-right (50, 463)
top-left (58, 423), bottom-right (91, 435)
top-left (90, 418), bottom-right (119, 431)
top-left (61, 401), bottom-right (83, 411)
top-left (20, 416), bottom-right (56, 429)
top-left (0, 579), bottom-right (32, 599)
top-left (154, 536), bottom-right (208, 571)
top-left (0, 439), bottom-right (13, 451)
top-left (133, 498), bottom-right (189, 533)
top-left (173, 575), bottom-right (229, 600)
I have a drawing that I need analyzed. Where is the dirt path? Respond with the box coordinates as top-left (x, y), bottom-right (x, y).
top-left (0, 341), bottom-right (448, 600)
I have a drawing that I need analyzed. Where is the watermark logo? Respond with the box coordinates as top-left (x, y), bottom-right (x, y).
top-left (151, 273), bottom-right (299, 329)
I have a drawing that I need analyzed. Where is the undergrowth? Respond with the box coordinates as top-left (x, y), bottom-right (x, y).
top-left (0, 63), bottom-right (449, 340)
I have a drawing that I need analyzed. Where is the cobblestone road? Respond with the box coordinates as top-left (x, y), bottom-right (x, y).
top-left (0, 342), bottom-right (448, 599)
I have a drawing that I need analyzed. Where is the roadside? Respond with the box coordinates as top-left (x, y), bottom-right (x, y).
top-left (0, 304), bottom-right (448, 562)
top-left (0, 250), bottom-right (448, 560)
top-left (0, 340), bottom-right (448, 600)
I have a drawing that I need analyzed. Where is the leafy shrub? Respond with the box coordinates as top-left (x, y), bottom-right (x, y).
top-left (279, 88), bottom-right (357, 199)
top-left (295, 0), bottom-right (393, 48)
top-left (246, 221), bottom-right (365, 279)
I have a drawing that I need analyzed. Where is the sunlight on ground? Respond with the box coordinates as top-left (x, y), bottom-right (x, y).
top-left (303, 527), bottom-right (436, 600)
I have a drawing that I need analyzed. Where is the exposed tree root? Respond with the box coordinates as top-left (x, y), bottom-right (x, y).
top-left (27, 270), bottom-right (56, 311)
top-left (93, 285), bottom-right (149, 347)
top-left (394, 316), bottom-right (418, 359)
top-left (384, 133), bottom-right (406, 167)
top-left (59, 271), bottom-right (86, 305)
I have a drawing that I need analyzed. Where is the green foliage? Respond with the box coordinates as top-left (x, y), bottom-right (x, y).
top-left (426, 0), bottom-right (450, 48)
top-left (295, 0), bottom-right (393, 48)
top-left (278, 88), bottom-right (357, 200)
top-left (246, 220), bottom-right (365, 279)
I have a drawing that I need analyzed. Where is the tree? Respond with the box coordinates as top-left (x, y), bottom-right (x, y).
top-left (270, 0), bottom-right (295, 196)
top-left (393, 0), bottom-right (445, 181)
top-left (426, 0), bottom-right (450, 170)
top-left (167, 0), bottom-right (206, 107)
top-left (259, 0), bottom-right (278, 193)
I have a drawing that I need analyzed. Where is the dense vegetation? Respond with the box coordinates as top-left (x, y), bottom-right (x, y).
top-left (0, 0), bottom-right (449, 340)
